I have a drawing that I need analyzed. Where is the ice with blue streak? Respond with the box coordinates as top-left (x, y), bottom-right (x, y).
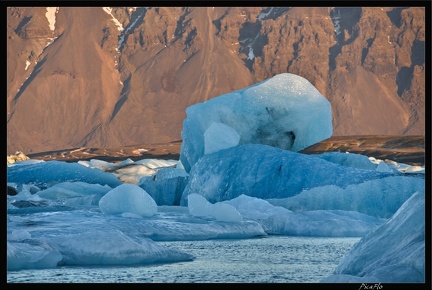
top-left (180, 144), bottom-right (393, 205)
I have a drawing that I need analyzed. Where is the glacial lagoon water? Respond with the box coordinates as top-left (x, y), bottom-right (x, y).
top-left (7, 236), bottom-right (360, 283)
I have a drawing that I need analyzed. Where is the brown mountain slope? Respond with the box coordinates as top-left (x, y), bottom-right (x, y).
top-left (107, 7), bottom-right (255, 146)
top-left (6, 6), bottom-right (426, 155)
top-left (7, 8), bottom-right (123, 151)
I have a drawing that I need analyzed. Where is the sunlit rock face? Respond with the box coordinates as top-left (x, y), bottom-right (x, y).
top-left (180, 73), bottom-right (333, 172)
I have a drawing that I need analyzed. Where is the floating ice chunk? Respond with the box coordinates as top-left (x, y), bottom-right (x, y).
top-left (7, 240), bottom-right (62, 271)
top-left (134, 158), bottom-right (178, 169)
top-left (267, 176), bottom-right (424, 218)
top-left (389, 160), bottom-right (422, 172)
top-left (111, 164), bottom-right (157, 184)
top-left (7, 160), bottom-right (122, 189)
top-left (181, 144), bottom-right (391, 205)
top-left (37, 181), bottom-right (112, 206)
top-left (180, 73), bottom-right (333, 172)
top-left (99, 184), bottom-right (157, 217)
top-left (224, 194), bottom-right (292, 220)
top-left (139, 167), bottom-right (189, 206)
top-left (79, 158), bottom-right (161, 184)
top-left (400, 165), bottom-right (424, 173)
top-left (188, 193), bottom-right (213, 217)
top-left (78, 158), bottom-right (131, 171)
top-left (326, 191), bottom-right (425, 282)
top-left (368, 157), bottom-right (425, 174)
top-left (225, 194), bottom-right (383, 237)
top-left (49, 229), bottom-right (194, 266)
top-left (188, 193), bottom-right (243, 222)
top-left (262, 209), bottom-right (384, 237)
top-left (211, 202), bottom-right (243, 222)
top-left (8, 204), bottom-right (265, 244)
top-left (376, 160), bottom-right (393, 172)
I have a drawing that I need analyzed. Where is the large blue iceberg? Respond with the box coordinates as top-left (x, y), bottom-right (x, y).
top-left (180, 144), bottom-right (393, 205)
top-left (180, 73), bottom-right (333, 172)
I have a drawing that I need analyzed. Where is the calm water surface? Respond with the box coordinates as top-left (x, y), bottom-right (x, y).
top-left (7, 236), bottom-right (360, 283)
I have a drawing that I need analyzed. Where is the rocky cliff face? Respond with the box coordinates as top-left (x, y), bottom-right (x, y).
top-left (7, 6), bottom-right (426, 154)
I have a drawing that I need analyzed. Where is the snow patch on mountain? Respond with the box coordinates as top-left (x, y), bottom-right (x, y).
top-left (45, 7), bottom-right (59, 31)
top-left (258, 7), bottom-right (274, 21)
top-left (118, 8), bottom-right (148, 51)
top-left (102, 7), bottom-right (148, 51)
top-left (331, 8), bottom-right (342, 36)
top-left (102, 7), bottom-right (124, 32)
